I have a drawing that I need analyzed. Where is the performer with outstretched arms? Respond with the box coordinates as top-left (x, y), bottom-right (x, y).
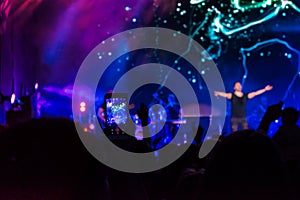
top-left (214, 82), bottom-right (273, 132)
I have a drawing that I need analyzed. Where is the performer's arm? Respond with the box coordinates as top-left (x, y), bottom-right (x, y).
top-left (248, 85), bottom-right (273, 99)
top-left (214, 91), bottom-right (232, 99)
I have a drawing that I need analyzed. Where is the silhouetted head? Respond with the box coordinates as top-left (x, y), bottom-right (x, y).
top-left (203, 129), bottom-right (288, 199)
top-left (282, 107), bottom-right (299, 126)
top-left (0, 118), bottom-right (105, 199)
top-left (205, 129), bottom-right (287, 186)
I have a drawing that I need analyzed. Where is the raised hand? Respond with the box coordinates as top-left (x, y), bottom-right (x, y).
top-left (265, 85), bottom-right (273, 91)
top-left (258, 101), bottom-right (283, 133)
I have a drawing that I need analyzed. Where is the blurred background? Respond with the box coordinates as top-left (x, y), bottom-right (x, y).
top-left (1, 0), bottom-right (300, 135)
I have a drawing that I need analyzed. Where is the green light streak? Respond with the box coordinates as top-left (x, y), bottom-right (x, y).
top-left (190, 0), bottom-right (206, 5)
top-left (231, 0), bottom-right (273, 10)
top-left (214, 6), bottom-right (281, 35)
top-left (212, 0), bottom-right (300, 36)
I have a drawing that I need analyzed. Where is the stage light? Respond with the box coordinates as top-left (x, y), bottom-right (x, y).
top-left (80, 101), bottom-right (86, 112)
top-left (34, 82), bottom-right (39, 90)
top-left (125, 6), bottom-right (131, 11)
top-left (89, 124), bottom-right (95, 130)
top-left (132, 114), bottom-right (140, 124)
top-left (80, 102), bottom-right (86, 107)
top-left (10, 93), bottom-right (16, 104)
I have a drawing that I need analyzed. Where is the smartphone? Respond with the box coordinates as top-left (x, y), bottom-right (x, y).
top-left (104, 93), bottom-right (128, 126)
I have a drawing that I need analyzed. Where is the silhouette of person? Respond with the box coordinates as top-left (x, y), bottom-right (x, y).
top-left (272, 107), bottom-right (300, 174)
top-left (165, 94), bottom-right (183, 143)
top-left (0, 118), bottom-right (107, 199)
top-left (203, 129), bottom-right (289, 200)
top-left (214, 81), bottom-right (273, 132)
top-left (257, 103), bottom-right (300, 197)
